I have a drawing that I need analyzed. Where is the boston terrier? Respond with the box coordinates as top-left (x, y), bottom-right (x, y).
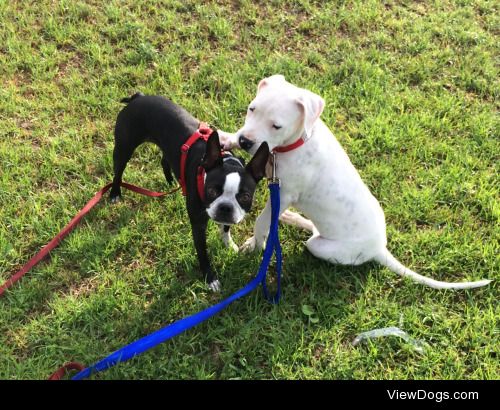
top-left (110, 93), bottom-right (269, 291)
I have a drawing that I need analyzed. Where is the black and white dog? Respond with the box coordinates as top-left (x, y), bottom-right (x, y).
top-left (110, 93), bottom-right (269, 291)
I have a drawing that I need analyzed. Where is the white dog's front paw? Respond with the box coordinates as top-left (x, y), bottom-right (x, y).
top-left (208, 279), bottom-right (221, 292)
top-left (240, 236), bottom-right (257, 253)
top-left (218, 130), bottom-right (239, 151)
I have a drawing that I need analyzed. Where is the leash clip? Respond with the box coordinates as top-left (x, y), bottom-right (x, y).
top-left (268, 152), bottom-right (280, 185)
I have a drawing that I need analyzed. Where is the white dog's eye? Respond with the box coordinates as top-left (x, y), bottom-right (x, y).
top-left (272, 124), bottom-right (282, 130)
top-left (249, 107), bottom-right (255, 112)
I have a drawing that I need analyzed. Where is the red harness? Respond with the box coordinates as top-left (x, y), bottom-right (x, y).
top-left (273, 137), bottom-right (304, 153)
top-left (179, 123), bottom-right (213, 202)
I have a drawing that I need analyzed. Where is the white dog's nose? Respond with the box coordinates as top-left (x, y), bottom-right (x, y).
top-left (238, 135), bottom-right (255, 151)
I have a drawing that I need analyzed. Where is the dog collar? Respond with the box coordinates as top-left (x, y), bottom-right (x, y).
top-left (223, 155), bottom-right (244, 168)
top-left (179, 123), bottom-right (213, 202)
top-left (273, 137), bottom-right (304, 153)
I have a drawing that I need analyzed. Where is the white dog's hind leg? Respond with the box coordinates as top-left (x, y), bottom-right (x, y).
top-left (374, 249), bottom-right (492, 290)
top-left (306, 236), bottom-right (371, 265)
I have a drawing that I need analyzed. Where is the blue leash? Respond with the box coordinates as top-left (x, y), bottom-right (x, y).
top-left (72, 180), bottom-right (281, 380)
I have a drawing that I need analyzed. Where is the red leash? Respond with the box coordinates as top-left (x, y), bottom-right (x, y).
top-left (48, 362), bottom-right (86, 380)
top-left (0, 182), bottom-right (179, 297)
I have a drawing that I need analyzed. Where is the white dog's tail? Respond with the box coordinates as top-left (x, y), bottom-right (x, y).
top-left (374, 249), bottom-right (491, 290)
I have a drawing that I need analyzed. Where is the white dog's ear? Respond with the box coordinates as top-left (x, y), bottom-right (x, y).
top-left (296, 90), bottom-right (325, 137)
top-left (257, 74), bottom-right (286, 94)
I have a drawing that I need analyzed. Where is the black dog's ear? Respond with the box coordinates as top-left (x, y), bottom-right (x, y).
top-left (246, 142), bottom-right (270, 182)
top-left (201, 131), bottom-right (223, 171)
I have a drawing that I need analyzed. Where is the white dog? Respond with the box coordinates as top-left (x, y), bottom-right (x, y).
top-left (221, 75), bottom-right (491, 290)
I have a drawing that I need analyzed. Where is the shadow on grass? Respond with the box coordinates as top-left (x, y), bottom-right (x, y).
top-left (3, 193), bottom-right (381, 379)
top-left (62, 244), bottom-right (374, 377)
top-left (0, 194), bottom-right (160, 314)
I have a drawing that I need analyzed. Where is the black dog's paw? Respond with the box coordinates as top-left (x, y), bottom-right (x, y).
top-left (208, 279), bottom-right (221, 293)
top-left (110, 194), bottom-right (122, 204)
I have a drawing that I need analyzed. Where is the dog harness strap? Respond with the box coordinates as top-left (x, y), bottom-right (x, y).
top-left (179, 122), bottom-right (212, 198)
top-left (273, 137), bottom-right (304, 153)
top-left (196, 166), bottom-right (206, 202)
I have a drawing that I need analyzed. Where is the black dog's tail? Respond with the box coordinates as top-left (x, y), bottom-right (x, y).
top-left (120, 92), bottom-right (144, 104)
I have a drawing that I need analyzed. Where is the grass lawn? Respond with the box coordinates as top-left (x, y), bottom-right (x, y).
top-left (0, 0), bottom-right (498, 379)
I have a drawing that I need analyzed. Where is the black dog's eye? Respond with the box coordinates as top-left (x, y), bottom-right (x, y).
top-left (206, 187), bottom-right (220, 199)
top-left (238, 192), bottom-right (252, 203)
top-left (272, 124), bottom-right (282, 130)
top-left (249, 107), bottom-right (255, 112)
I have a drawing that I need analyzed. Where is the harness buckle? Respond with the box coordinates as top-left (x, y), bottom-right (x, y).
top-left (181, 143), bottom-right (190, 153)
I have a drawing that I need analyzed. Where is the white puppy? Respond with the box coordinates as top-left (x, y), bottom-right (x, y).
top-left (222, 75), bottom-right (491, 290)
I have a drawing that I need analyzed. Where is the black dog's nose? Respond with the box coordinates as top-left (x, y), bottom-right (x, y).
top-left (239, 135), bottom-right (255, 151)
top-left (218, 203), bottom-right (233, 214)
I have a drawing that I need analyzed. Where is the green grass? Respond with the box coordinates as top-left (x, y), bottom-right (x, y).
top-left (0, 0), bottom-right (498, 380)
